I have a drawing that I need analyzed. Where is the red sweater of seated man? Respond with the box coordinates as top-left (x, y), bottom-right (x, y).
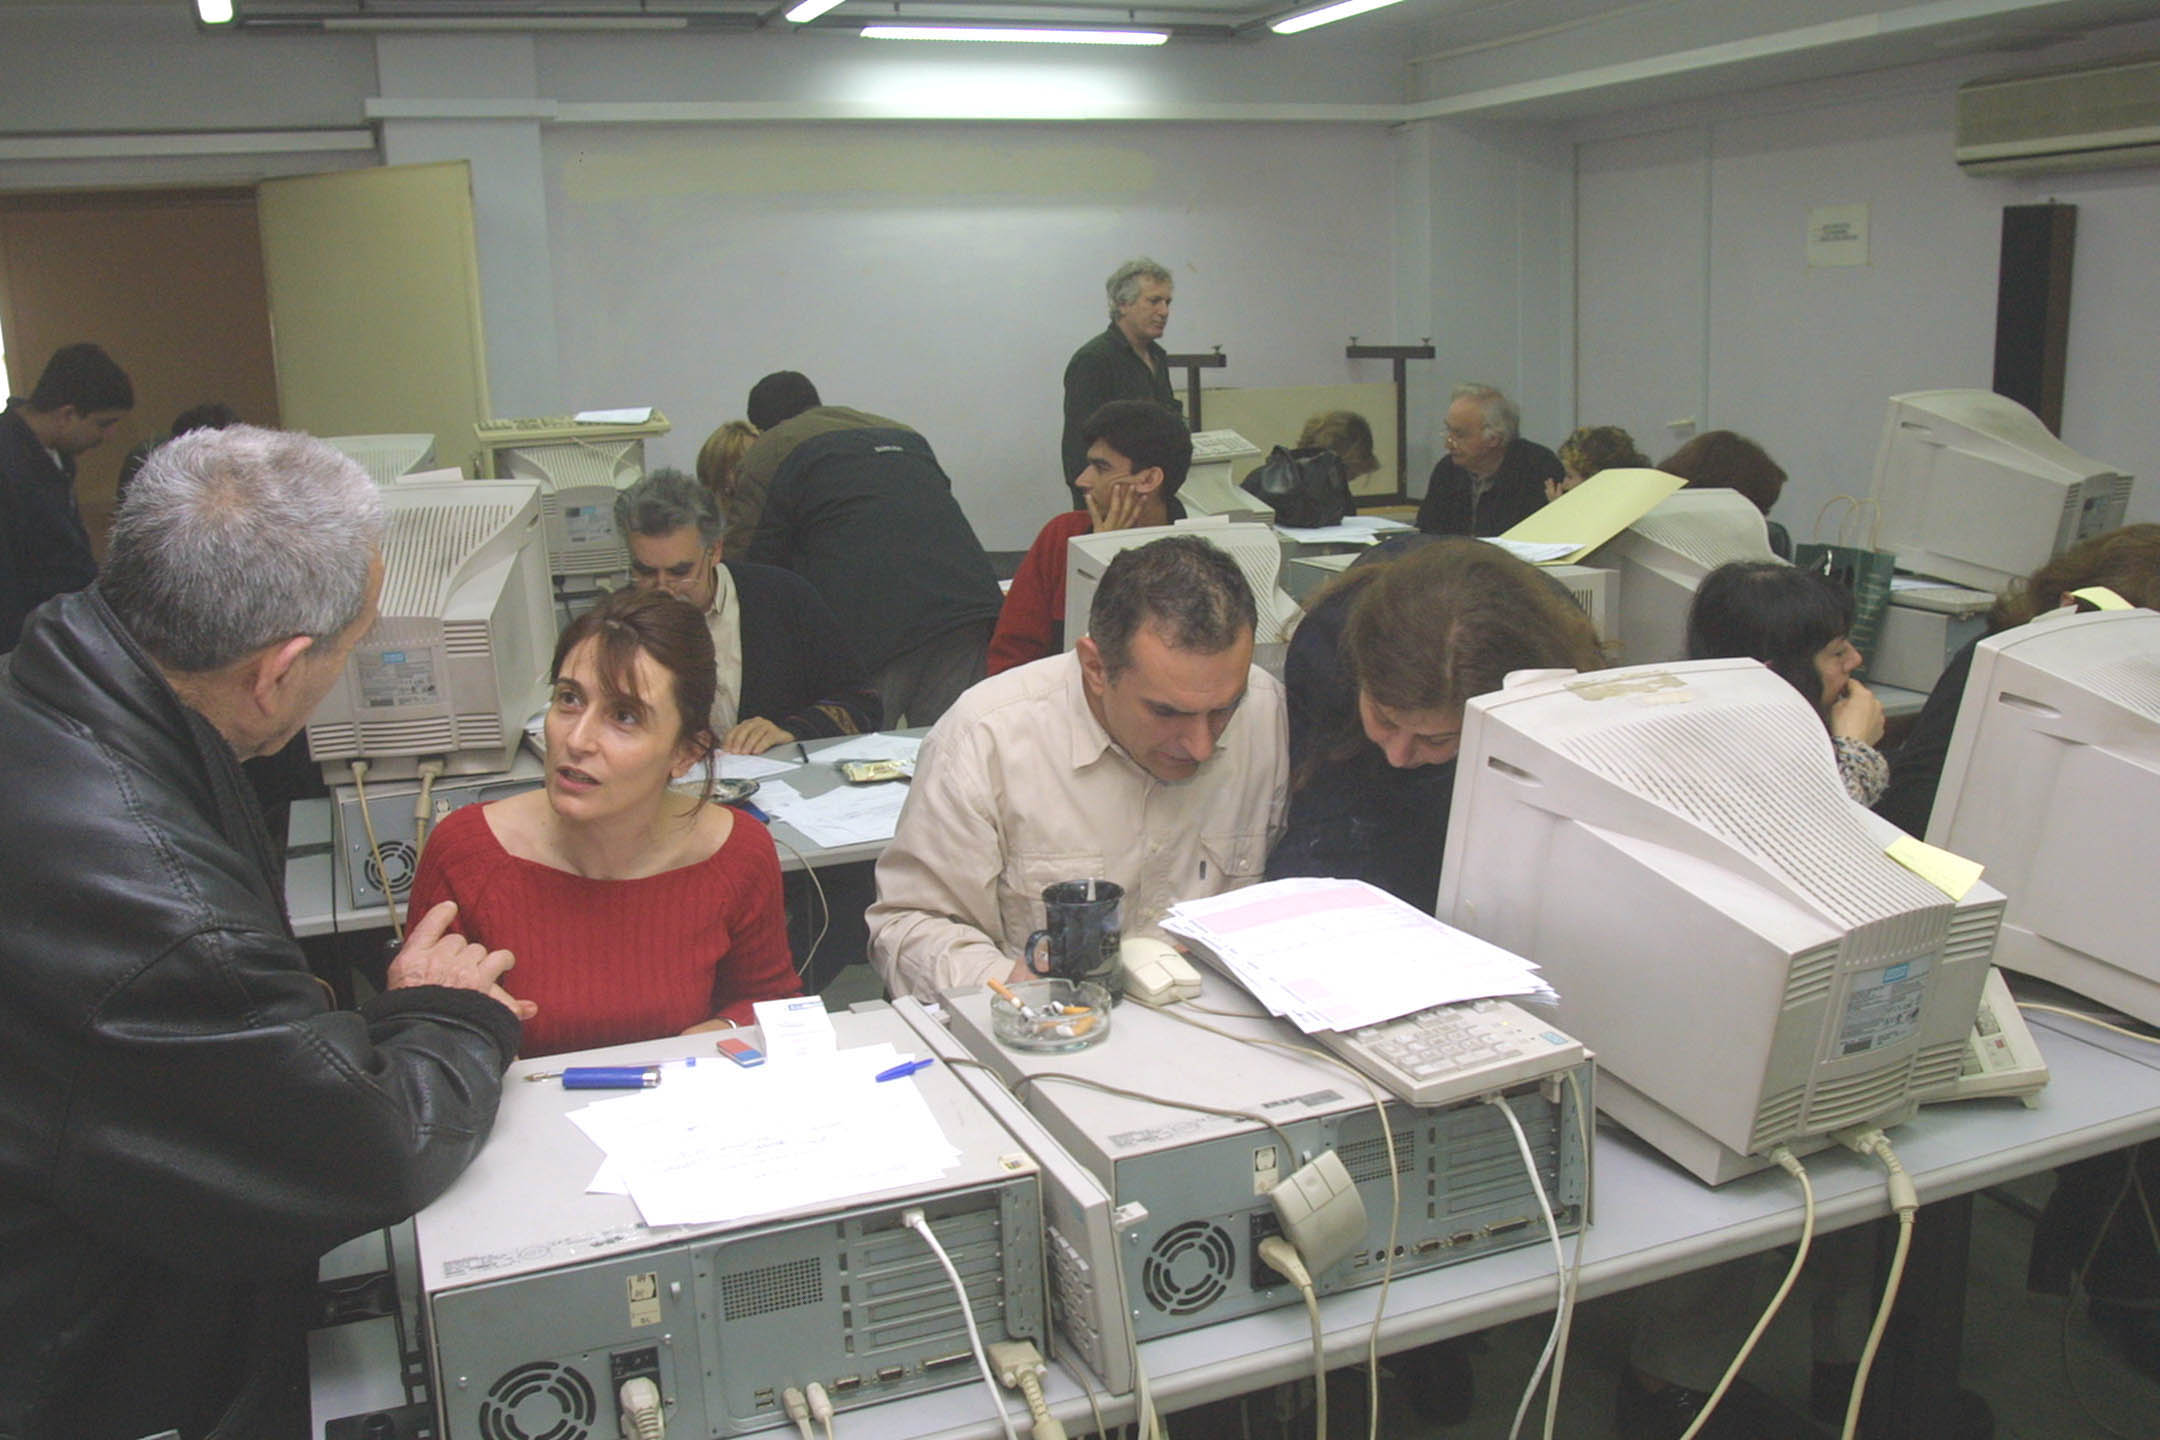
top-left (405, 802), bottom-right (798, 1058)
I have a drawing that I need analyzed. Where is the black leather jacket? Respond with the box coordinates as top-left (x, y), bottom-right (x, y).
top-left (0, 591), bottom-right (521, 1440)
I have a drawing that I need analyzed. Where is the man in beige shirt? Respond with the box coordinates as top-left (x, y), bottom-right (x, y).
top-left (869, 535), bottom-right (1287, 1000)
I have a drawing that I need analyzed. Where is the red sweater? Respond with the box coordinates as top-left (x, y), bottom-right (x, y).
top-left (988, 510), bottom-right (1091, 675)
top-left (405, 802), bottom-right (799, 1058)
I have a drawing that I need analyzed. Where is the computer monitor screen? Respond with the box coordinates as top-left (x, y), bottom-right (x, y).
top-left (1438, 658), bottom-right (2001, 1184)
top-left (491, 438), bottom-right (648, 578)
top-left (1581, 489), bottom-right (1778, 666)
top-left (1869, 389), bottom-right (2133, 592)
top-left (1927, 607), bottom-right (2160, 1024)
top-left (1064, 519), bottom-right (1303, 648)
top-left (326, 433), bottom-right (437, 487)
top-left (305, 480), bottom-right (557, 782)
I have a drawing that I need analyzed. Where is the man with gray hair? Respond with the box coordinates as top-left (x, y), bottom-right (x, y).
top-left (1060, 257), bottom-right (1184, 506)
top-left (0, 425), bottom-right (531, 1439)
top-left (616, 466), bottom-right (879, 752)
top-left (1414, 381), bottom-right (1565, 537)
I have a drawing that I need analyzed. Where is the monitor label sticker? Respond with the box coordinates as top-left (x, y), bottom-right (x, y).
top-left (1838, 957), bottom-right (1932, 1056)
top-left (357, 646), bottom-right (440, 708)
top-left (563, 504), bottom-right (615, 545)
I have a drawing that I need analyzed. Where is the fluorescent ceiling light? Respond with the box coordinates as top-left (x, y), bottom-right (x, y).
top-left (860, 25), bottom-right (1170, 44)
top-left (785, 0), bottom-right (846, 20)
top-left (1269, 0), bottom-right (1405, 35)
top-left (196, 0), bottom-right (235, 23)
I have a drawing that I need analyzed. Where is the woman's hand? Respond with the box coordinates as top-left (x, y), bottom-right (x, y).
top-left (680, 1017), bottom-right (738, 1036)
top-left (1829, 678), bottom-right (1885, 747)
top-left (722, 717), bottom-right (794, 754)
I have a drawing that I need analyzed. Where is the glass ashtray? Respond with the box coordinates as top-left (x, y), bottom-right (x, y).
top-left (990, 979), bottom-right (1113, 1053)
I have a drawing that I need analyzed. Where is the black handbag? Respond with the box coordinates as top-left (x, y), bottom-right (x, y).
top-left (1240, 446), bottom-right (1353, 529)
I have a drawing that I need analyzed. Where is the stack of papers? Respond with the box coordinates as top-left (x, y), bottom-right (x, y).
top-left (749, 777), bottom-right (911, 848)
top-left (1161, 877), bottom-right (1556, 1033)
top-left (569, 1044), bottom-right (959, 1227)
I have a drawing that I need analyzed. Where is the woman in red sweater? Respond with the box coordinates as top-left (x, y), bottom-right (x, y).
top-left (406, 589), bottom-right (798, 1058)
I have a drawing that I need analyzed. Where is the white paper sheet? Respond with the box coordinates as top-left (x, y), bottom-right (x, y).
top-left (569, 1045), bottom-right (960, 1227)
top-left (573, 407), bottom-right (654, 424)
top-left (1488, 538), bottom-right (1581, 565)
top-left (1163, 877), bottom-right (1555, 1032)
top-left (1274, 517), bottom-right (1415, 545)
top-left (766, 783), bottom-right (912, 848)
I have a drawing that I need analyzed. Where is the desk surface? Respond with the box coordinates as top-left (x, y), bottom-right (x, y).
top-left (312, 1017), bottom-right (2160, 1440)
top-left (286, 730), bottom-right (921, 939)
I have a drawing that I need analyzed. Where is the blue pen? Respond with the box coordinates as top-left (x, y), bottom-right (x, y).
top-left (875, 1058), bottom-right (936, 1083)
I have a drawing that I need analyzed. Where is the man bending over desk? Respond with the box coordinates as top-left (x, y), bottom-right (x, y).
top-left (869, 535), bottom-right (1286, 1000)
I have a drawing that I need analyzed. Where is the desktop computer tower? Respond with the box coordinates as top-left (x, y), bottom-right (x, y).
top-left (943, 990), bottom-right (1592, 1346)
top-left (413, 1010), bottom-right (1048, 1440)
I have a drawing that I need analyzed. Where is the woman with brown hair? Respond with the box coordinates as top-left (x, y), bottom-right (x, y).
top-left (1660, 429), bottom-right (1793, 558)
top-left (1266, 537), bottom-right (1605, 909)
top-left (405, 588), bottom-right (797, 1057)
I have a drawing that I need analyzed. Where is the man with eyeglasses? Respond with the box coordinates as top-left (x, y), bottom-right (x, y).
top-left (615, 467), bottom-right (880, 755)
top-left (1414, 381), bottom-right (1565, 538)
top-left (990, 400), bottom-right (1195, 676)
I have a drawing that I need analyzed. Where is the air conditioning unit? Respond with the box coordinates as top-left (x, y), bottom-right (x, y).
top-left (1955, 53), bottom-right (2160, 175)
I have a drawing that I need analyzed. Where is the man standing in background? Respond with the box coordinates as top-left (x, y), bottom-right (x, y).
top-left (1061, 259), bottom-right (1182, 507)
top-left (0, 342), bottom-right (133, 651)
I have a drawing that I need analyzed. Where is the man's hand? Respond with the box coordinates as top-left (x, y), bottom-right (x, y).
top-left (722, 717), bottom-right (794, 754)
top-left (1829, 678), bottom-right (1886, 747)
top-left (387, 900), bottom-right (537, 1020)
top-left (1087, 479), bottom-right (1146, 534)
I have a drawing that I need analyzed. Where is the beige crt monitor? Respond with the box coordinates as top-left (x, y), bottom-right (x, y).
top-left (1928, 607), bottom-right (2160, 1023)
top-left (1580, 489), bottom-right (1779, 665)
top-left (1064, 518), bottom-right (1303, 648)
top-left (1869, 390), bottom-right (2132, 592)
top-left (1438, 659), bottom-right (2002, 1185)
top-left (305, 480), bottom-right (555, 783)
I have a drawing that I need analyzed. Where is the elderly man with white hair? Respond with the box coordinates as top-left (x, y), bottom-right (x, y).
top-left (1060, 256), bottom-right (1185, 506)
top-left (0, 425), bottom-right (529, 1440)
top-left (1414, 381), bottom-right (1566, 537)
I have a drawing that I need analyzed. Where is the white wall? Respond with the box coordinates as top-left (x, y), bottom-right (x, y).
top-left (542, 121), bottom-right (1400, 548)
top-left (1573, 42), bottom-right (2160, 545)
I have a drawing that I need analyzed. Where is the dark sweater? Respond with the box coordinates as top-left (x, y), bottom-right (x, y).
top-left (1060, 323), bottom-right (1182, 490)
top-left (1874, 635), bottom-right (1979, 838)
top-left (1414, 437), bottom-right (1564, 538)
top-left (743, 422), bottom-right (1003, 671)
top-left (0, 406), bottom-right (98, 653)
top-left (731, 560), bottom-right (881, 738)
top-left (1264, 581), bottom-right (1460, 910)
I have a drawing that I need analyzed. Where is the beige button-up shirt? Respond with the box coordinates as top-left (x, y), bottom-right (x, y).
top-left (867, 651), bottom-right (1287, 1000)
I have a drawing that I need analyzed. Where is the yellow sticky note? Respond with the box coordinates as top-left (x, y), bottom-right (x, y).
top-left (1500, 467), bottom-right (1688, 564)
top-left (1886, 836), bottom-right (1985, 901)
top-left (2070, 586), bottom-right (2132, 611)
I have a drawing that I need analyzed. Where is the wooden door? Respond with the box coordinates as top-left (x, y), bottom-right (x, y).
top-left (0, 187), bottom-right (280, 556)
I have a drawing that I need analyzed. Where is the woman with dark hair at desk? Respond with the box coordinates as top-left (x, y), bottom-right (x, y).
top-left (406, 589), bottom-right (797, 1058)
top-left (1876, 522), bottom-right (2160, 836)
top-left (1267, 538), bottom-right (1605, 909)
top-left (1687, 561), bottom-right (1888, 805)
top-left (1263, 538), bottom-right (1601, 1424)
